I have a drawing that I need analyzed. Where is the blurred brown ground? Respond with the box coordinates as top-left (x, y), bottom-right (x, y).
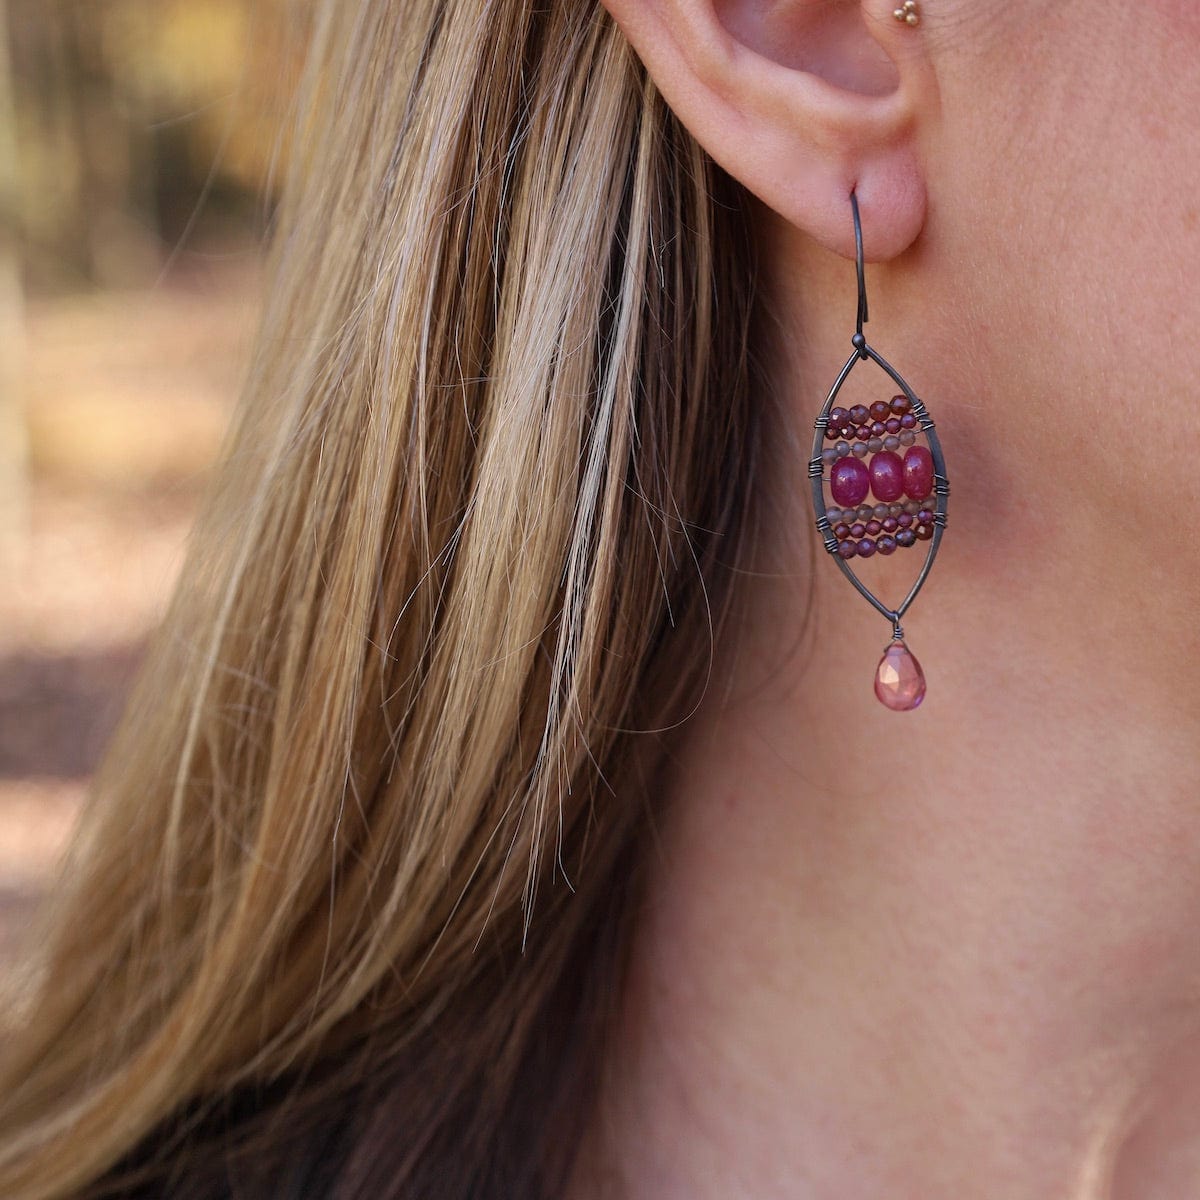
top-left (0, 253), bottom-right (259, 961)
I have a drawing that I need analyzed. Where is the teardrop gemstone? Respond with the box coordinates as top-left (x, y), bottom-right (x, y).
top-left (874, 640), bottom-right (926, 711)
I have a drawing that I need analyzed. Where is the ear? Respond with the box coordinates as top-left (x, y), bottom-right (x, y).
top-left (600, 0), bottom-right (933, 261)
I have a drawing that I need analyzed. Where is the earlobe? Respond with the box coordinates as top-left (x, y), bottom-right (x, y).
top-left (600, 0), bottom-right (930, 261)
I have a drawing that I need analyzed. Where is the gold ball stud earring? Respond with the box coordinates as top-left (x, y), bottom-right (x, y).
top-left (893, 0), bottom-right (920, 25)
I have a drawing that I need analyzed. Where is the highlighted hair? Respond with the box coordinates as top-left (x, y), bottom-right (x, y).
top-left (0, 2), bottom-right (756, 1195)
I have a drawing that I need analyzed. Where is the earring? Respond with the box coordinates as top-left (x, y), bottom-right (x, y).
top-left (893, 1), bottom-right (920, 25)
top-left (809, 190), bottom-right (949, 711)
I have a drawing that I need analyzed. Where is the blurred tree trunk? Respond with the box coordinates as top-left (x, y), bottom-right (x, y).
top-left (0, 0), bottom-right (29, 565)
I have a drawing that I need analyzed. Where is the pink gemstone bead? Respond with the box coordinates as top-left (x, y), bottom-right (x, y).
top-left (874, 640), bottom-right (927, 711)
top-left (869, 450), bottom-right (905, 503)
top-left (830, 456), bottom-right (870, 507)
top-left (903, 445), bottom-right (934, 501)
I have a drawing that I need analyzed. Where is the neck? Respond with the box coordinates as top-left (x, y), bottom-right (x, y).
top-left (569, 216), bottom-right (1200, 1199)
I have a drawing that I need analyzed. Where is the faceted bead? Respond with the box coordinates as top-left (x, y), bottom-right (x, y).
top-left (849, 404), bottom-right (870, 426)
top-left (856, 538), bottom-right (877, 558)
top-left (876, 534), bottom-right (897, 555)
top-left (899, 430), bottom-right (916, 447)
top-left (821, 448), bottom-right (838, 466)
top-left (883, 435), bottom-right (901, 452)
top-left (871, 421), bottom-right (887, 437)
top-left (874, 640), bottom-right (926, 711)
top-left (917, 508), bottom-right (934, 524)
top-left (837, 540), bottom-right (857, 560)
top-left (825, 422), bottom-right (840, 440)
top-left (873, 504), bottom-right (889, 519)
top-left (870, 400), bottom-right (891, 421)
top-left (896, 528), bottom-right (917, 547)
top-left (900, 413), bottom-right (918, 430)
top-left (856, 424), bottom-right (872, 440)
top-left (833, 523), bottom-right (850, 540)
top-left (885, 417), bottom-right (902, 434)
top-left (829, 406), bottom-right (850, 429)
top-left (867, 437), bottom-right (883, 453)
top-left (826, 507), bottom-right (844, 524)
top-left (849, 522), bottom-right (866, 539)
top-left (903, 446), bottom-right (934, 501)
top-left (869, 450), bottom-right (905, 503)
top-left (865, 520), bottom-right (882, 536)
top-left (831, 455), bottom-right (870, 508)
top-left (897, 512), bottom-right (914, 528)
top-left (835, 440), bottom-right (851, 457)
top-left (852, 442), bottom-right (869, 458)
top-left (915, 523), bottom-right (933, 541)
top-left (889, 394), bottom-right (912, 416)
top-left (882, 516), bottom-right (899, 533)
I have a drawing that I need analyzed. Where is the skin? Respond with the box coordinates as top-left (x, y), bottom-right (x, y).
top-left (570, 1), bottom-right (1200, 1196)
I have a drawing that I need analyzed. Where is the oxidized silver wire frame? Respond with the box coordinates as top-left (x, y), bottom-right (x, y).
top-left (808, 191), bottom-right (950, 644)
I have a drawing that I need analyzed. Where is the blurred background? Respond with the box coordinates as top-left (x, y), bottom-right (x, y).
top-left (0, 0), bottom-right (304, 957)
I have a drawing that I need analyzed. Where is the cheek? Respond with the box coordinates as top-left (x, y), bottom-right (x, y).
top-left (936, 0), bottom-right (1200, 520)
top-left (945, 3), bottom-right (1200, 422)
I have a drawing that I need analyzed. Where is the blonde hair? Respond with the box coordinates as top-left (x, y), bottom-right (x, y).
top-left (0, 1), bottom-right (756, 1195)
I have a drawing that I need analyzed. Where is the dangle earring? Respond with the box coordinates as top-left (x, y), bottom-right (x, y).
top-left (809, 191), bottom-right (949, 711)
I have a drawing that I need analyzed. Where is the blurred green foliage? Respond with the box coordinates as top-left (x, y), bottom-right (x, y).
top-left (2, 0), bottom-right (304, 292)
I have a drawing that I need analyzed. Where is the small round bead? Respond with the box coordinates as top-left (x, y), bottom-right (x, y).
top-left (855, 424), bottom-right (872, 440)
top-left (857, 504), bottom-right (874, 521)
top-left (849, 404), bottom-right (870, 426)
top-left (896, 529), bottom-right (917, 547)
top-left (829, 406), bottom-right (849, 428)
top-left (876, 534), bottom-right (897, 555)
top-left (872, 504), bottom-right (889, 519)
top-left (882, 517), bottom-right (899, 533)
top-left (825, 422), bottom-right (840, 440)
top-left (821, 448), bottom-right (838, 466)
top-left (836, 440), bottom-right (851, 457)
top-left (849, 522), bottom-right (866, 539)
top-left (826, 507), bottom-right (843, 524)
top-left (899, 430), bottom-right (916, 447)
top-left (865, 520), bottom-right (882, 536)
top-left (900, 413), bottom-right (918, 430)
top-left (888, 503), bottom-right (903, 517)
top-left (917, 508), bottom-right (934, 524)
top-left (856, 538), bottom-right (877, 558)
top-left (852, 441), bottom-right (868, 458)
top-left (871, 421), bottom-right (887, 437)
top-left (883, 435), bottom-right (900, 452)
top-left (838, 540), bottom-right (857, 559)
top-left (870, 400), bottom-right (891, 421)
top-left (897, 512), bottom-right (914, 528)
top-left (915, 523), bottom-right (934, 541)
top-left (834, 523), bottom-right (851, 540)
top-left (904, 499), bottom-right (921, 515)
top-left (885, 417), bottom-right (902, 435)
top-left (867, 437), bottom-right (883, 453)
top-left (890, 395), bottom-right (912, 415)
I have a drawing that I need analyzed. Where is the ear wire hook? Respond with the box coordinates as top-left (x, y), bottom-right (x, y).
top-left (851, 189), bottom-right (869, 348)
